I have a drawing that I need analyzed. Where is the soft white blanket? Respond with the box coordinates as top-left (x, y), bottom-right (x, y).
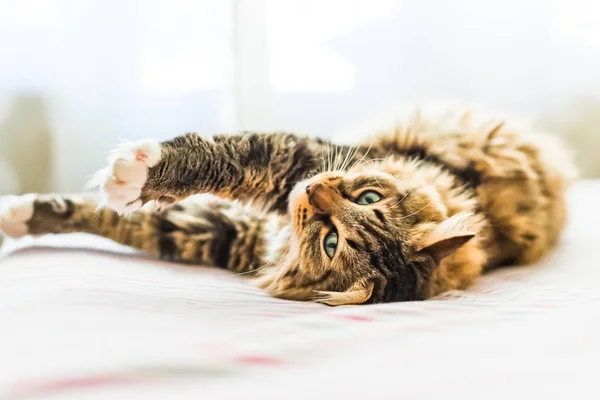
top-left (1, 181), bottom-right (599, 399)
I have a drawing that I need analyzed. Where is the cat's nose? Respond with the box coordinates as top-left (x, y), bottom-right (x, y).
top-left (305, 182), bottom-right (324, 197)
top-left (306, 182), bottom-right (340, 213)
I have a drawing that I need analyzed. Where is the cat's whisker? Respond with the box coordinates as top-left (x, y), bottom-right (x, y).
top-left (333, 145), bottom-right (341, 171)
top-left (326, 143), bottom-right (333, 172)
top-left (91, 205), bottom-right (105, 221)
top-left (235, 252), bottom-right (282, 277)
top-left (318, 153), bottom-right (327, 174)
top-left (233, 267), bottom-right (264, 276)
top-left (339, 147), bottom-right (350, 171)
top-left (398, 200), bottom-right (433, 221)
top-left (340, 146), bottom-right (358, 171)
top-left (348, 141), bottom-right (376, 172)
top-left (331, 144), bottom-right (335, 171)
top-left (349, 157), bottom-right (386, 173)
top-left (348, 145), bottom-right (374, 172)
top-left (307, 168), bottom-right (320, 179)
top-left (336, 145), bottom-right (346, 171)
top-left (387, 190), bottom-right (412, 209)
top-left (346, 146), bottom-right (357, 169)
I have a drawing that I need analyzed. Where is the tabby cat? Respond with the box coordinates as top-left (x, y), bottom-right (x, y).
top-left (0, 107), bottom-right (575, 305)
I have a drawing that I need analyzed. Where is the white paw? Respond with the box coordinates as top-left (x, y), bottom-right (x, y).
top-left (0, 194), bottom-right (37, 238)
top-left (90, 139), bottom-right (162, 214)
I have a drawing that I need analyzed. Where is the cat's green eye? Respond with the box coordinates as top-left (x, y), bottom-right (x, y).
top-left (356, 190), bottom-right (383, 205)
top-left (323, 230), bottom-right (338, 259)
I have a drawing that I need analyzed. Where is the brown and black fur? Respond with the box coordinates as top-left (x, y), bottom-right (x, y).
top-left (0, 107), bottom-right (575, 305)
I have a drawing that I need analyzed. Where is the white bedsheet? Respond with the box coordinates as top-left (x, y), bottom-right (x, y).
top-left (0, 181), bottom-right (599, 399)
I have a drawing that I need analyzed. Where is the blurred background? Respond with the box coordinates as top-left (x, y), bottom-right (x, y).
top-left (0, 0), bottom-right (599, 194)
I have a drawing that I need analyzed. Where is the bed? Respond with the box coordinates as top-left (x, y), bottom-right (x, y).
top-left (1, 181), bottom-right (599, 399)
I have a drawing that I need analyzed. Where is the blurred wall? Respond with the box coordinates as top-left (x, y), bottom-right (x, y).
top-left (539, 98), bottom-right (600, 178)
top-left (0, 0), bottom-right (235, 194)
top-left (0, 0), bottom-right (598, 195)
top-left (0, 96), bottom-right (52, 193)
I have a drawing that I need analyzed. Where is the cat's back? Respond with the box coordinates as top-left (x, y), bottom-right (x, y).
top-left (342, 102), bottom-right (574, 184)
top-left (347, 102), bottom-right (577, 266)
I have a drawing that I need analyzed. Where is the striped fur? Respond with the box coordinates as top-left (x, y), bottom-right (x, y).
top-left (0, 107), bottom-right (575, 305)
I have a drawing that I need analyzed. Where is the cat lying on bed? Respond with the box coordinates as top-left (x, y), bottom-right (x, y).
top-left (0, 107), bottom-right (575, 305)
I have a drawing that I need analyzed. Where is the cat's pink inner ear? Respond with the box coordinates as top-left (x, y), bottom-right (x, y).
top-left (418, 233), bottom-right (475, 264)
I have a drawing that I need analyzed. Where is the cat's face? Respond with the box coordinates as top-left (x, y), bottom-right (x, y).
top-left (254, 163), bottom-right (476, 306)
top-left (284, 169), bottom-right (433, 304)
top-left (252, 167), bottom-right (421, 305)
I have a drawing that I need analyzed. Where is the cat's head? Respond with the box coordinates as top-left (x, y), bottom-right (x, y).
top-left (255, 161), bottom-right (478, 305)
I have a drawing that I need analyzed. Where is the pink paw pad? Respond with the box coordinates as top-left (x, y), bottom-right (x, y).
top-left (90, 140), bottom-right (162, 214)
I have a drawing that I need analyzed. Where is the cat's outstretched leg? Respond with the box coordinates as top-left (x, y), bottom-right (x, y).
top-left (0, 194), bottom-right (277, 273)
top-left (92, 133), bottom-right (361, 214)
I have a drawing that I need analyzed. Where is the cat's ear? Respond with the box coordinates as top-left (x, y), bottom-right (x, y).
top-left (417, 212), bottom-right (476, 264)
top-left (314, 280), bottom-right (374, 306)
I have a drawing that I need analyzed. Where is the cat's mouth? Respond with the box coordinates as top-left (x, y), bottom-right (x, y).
top-left (288, 173), bottom-right (344, 235)
top-left (292, 193), bottom-right (316, 235)
top-left (290, 186), bottom-right (342, 236)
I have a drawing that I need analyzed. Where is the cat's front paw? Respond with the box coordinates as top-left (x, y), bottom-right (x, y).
top-left (91, 140), bottom-right (162, 214)
top-left (0, 194), bottom-right (37, 238)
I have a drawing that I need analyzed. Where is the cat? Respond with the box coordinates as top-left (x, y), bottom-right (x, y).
top-left (0, 107), bottom-right (576, 305)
